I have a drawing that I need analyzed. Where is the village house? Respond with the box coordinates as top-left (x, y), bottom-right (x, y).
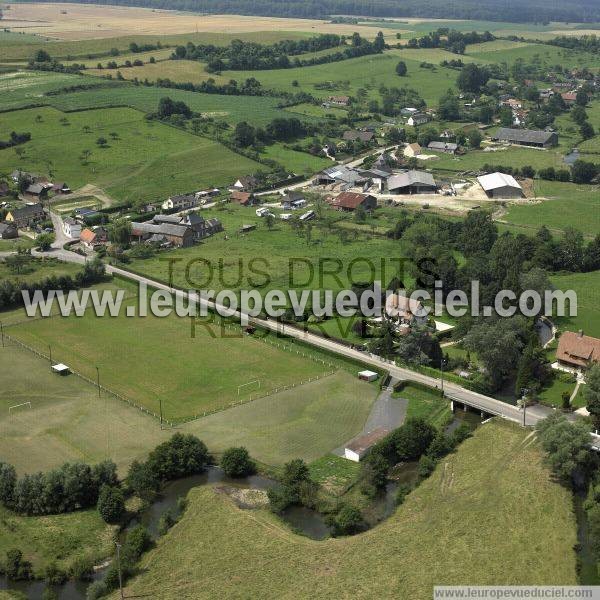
top-left (326, 95), bottom-right (350, 107)
top-left (230, 190), bottom-right (258, 206)
top-left (153, 213), bottom-right (222, 240)
top-left (281, 191), bottom-right (306, 210)
top-left (387, 171), bottom-right (437, 194)
top-left (79, 226), bottom-right (108, 249)
top-left (427, 141), bottom-right (458, 154)
top-left (5, 203), bottom-right (46, 228)
top-left (52, 182), bottom-right (70, 194)
top-left (25, 183), bottom-right (49, 200)
top-left (130, 221), bottom-right (194, 248)
top-left (313, 165), bottom-right (369, 188)
top-left (500, 98), bottom-right (523, 110)
top-left (561, 92), bottom-right (578, 106)
top-left (329, 191), bottom-right (377, 212)
top-left (161, 193), bottom-right (197, 212)
top-left (403, 142), bottom-right (422, 158)
top-left (0, 222), bottom-right (18, 240)
top-left (407, 113), bottom-right (429, 127)
top-left (385, 293), bottom-right (428, 326)
top-left (342, 130), bottom-right (375, 143)
top-left (62, 217), bottom-right (81, 239)
top-left (493, 128), bottom-right (558, 148)
top-left (477, 172), bottom-right (524, 199)
top-left (556, 330), bottom-right (600, 371)
top-left (231, 175), bottom-right (258, 191)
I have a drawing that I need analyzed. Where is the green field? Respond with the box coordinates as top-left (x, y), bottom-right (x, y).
top-left (261, 143), bottom-right (331, 174)
top-left (0, 106), bottom-right (261, 202)
top-left (503, 180), bottom-right (600, 237)
top-left (552, 271), bottom-right (600, 339)
top-left (399, 383), bottom-right (452, 427)
top-left (50, 196), bottom-right (103, 215)
top-left (0, 502), bottom-right (114, 574)
top-left (115, 420), bottom-right (577, 599)
top-left (0, 256), bottom-right (81, 284)
top-left (6, 288), bottom-right (339, 421)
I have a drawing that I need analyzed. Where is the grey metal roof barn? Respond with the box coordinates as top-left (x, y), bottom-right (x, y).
top-left (494, 128), bottom-right (558, 147)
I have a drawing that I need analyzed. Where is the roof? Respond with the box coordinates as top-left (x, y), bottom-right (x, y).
top-left (343, 130), bottom-right (375, 143)
top-left (10, 203), bottom-right (45, 218)
top-left (0, 222), bottom-right (16, 234)
top-left (79, 228), bottom-right (96, 244)
top-left (428, 141), bottom-right (458, 152)
top-left (330, 192), bottom-right (373, 210)
top-left (154, 214), bottom-right (182, 225)
top-left (477, 172), bottom-right (522, 192)
top-left (51, 363), bottom-right (70, 373)
top-left (385, 293), bottom-right (425, 320)
top-left (495, 128), bottom-right (557, 145)
top-left (236, 175), bottom-right (258, 188)
top-left (131, 222), bottom-right (190, 238)
top-left (387, 170), bottom-right (436, 190)
top-left (408, 112), bottom-right (428, 121)
top-left (63, 217), bottom-right (78, 225)
top-left (231, 190), bottom-right (253, 203)
top-left (557, 331), bottom-right (600, 368)
top-left (26, 183), bottom-right (46, 194)
top-left (319, 165), bottom-right (366, 185)
top-left (328, 95), bottom-right (349, 102)
top-left (168, 194), bottom-right (196, 205)
top-left (406, 143), bottom-right (421, 152)
top-left (561, 92), bottom-right (577, 101)
top-left (345, 427), bottom-right (390, 456)
top-left (282, 191), bottom-right (304, 203)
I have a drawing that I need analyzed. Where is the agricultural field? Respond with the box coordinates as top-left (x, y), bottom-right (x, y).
top-left (0, 106), bottom-right (262, 203)
top-left (126, 202), bottom-right (411, 297)
top-left (6, 287), bottom-right (342, 421)
top-left (116, 420), bottom-right (578, 599)
top-left (552, 271), bottom-right (600, 339)
top-left (260, 143), bottom-right (331, 174)
top-left (502, 180), bottom-right (600, 237)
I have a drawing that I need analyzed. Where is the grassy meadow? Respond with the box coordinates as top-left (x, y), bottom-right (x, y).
top-left (552, 271), bottom-right (600, 338)
top-left (114, 420), bottom-right (578, 600)
top-left (0, 256), bottom-right (81, 284)
top-left (0, 106), bottom-right (262, 202)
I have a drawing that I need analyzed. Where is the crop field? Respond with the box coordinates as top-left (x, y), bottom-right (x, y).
top-left (190, 370), bottom-right (377, 465)
top-left (126, 202), bottom-right (411, 297)
top-left (6, 289), bottom-right (339, 421)
top-left (502, 180), bottom-right (600, 237)
top-left (117, 420), bottom-right (577, 599)
top-left (552, 271), bottom-right (600, 339)
top-left (0, 106), bottom-right (262, 203)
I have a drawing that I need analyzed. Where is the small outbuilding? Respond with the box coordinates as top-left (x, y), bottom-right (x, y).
top-left (358, 370), bottom-right (379, 382)
top-left (51, 363), bottom-right (71, 375)
top-left (344, 427), bottom-right (390, 462)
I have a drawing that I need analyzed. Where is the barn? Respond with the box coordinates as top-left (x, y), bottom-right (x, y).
top-left (477, 172), bottom-right (524, 199)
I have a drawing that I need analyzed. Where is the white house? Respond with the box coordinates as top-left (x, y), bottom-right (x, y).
top-left (407, 113), bottom-right (429, 127)
top-left (62, 217), bottom-right (81, 239)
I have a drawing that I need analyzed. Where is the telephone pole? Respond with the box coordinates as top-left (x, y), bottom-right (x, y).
top-left (115, 542), bottom-right (124, 600)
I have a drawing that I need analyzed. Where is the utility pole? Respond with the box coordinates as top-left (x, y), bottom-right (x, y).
top-left (440, 357), bottom-right (445, 395)
top-left (96, 366), bottom-right (101, 398)
top-left (115, 541), bottom-right (124, 600)
top-left (0, 322), bottom-right (4, 348)
top-left (159, 397), bottom-right (163, 430)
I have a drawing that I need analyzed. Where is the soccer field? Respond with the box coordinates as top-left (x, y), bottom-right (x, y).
top-left (6, 295), bottom-right (337, 422)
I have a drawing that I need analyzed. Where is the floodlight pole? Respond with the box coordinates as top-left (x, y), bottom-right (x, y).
top-left (115, 542), bottom-right (124, 600)
top-left (48, 344), bottom-right (52, 371)
top-left (159, 397), bottom-right (163, 430)
top-left (96, 366), bottom-right (100, 398)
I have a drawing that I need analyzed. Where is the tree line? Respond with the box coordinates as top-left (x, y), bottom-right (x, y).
top-left (407, 28), bottom-right (495, 55)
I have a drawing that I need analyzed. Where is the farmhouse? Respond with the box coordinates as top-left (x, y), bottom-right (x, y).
top-left (477, 172), bottom-right (524, 199)
top-left (25, 183), bottom-right (48, 200)
top-left (329, 192), bottom-right (377, 212)
top-left (493, 128), bottom-right (558, 148)
top-left (231, 175), bottom-right (258, 191)
top-left (230, 190), bottom-right (257, 206)
top-left (6, 203), bottom-right (45, 228)
top-left (62, 217), bottom-right (82, 239)
top-left (0, 222), bottom-right (18, 239)
top-left (314, 165), bottom-right (367, 188)
top-left (403, 143), bottom-right (422, 158)
top-left (561, 92), bottom-right (577, 106)
top-left (79, 227), bottom-right (108, 249)
top-left (427, 141), bottom-right (458, 154)
top-left (556, 330), bottom-right (600, 371)
top-left (130, 221), bottom-right (194, 248)
top-left (161, 194), bottom-right (197, 212)
top-left (344, 427), bottom-right (390, 462)
top-left (387, 171), bottom-right (437, 194)
top-left (385, 293), bottom-right (428, 326)
top-left (147, 214), bottom-right (222, 241)
top-left (342, 130), bottom-right (375, 143)
top-left (327, 95), bottom-right (350, 107)
top-left (407, 113), bottom-right (429, 127)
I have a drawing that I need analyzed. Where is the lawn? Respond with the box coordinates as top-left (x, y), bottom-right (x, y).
top-left (189, 370), bottom-right (378, 465)
top-left (260, 143), bottom-right (331, 175)
top-left (0, 256), bottom-right (81, 284)
top-left (115, 420), bottom-right (578, 599)
top-left (552, 271), bottom-right (600, 339)
top-left (0, 106), bottom-right (262, 203)
top-left (0, 236), bottom-right (35, 251)
top-left (7, 290), bottom-right (337, 421)
top-left (398, 382), bottom-right (452, 427)
top-left (503, 180), bottom-right (600, 237)
top-left (0, 503), bottom-right (114, 574)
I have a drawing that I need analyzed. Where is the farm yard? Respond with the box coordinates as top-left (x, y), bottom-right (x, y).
top-left (113, 421), bottom-right (578, 600)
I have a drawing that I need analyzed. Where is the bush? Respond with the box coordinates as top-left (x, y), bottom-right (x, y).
top-left (45, 561), bottom-right (67, 585)
top-left (86, 581), bottom-right (107, 600)
top-left (417, 454), bottom-right (438, 479)
top-left (330, 505), bottom-right (363, 536)
top-left (4, 548), bottom-right (32, 580)
top-left (158, 510), bottom-right (177, 536)
top-left (220, 447), bottom-right (256, 477)
top-left (122, 525), bottom-right (152, 564)
top-left (395, 483), bottom-right (412, 506)
top-left (68, 555), bottom-right (94, 581)
top-left (146, 434), bottom-right (210, 481)
top-left (97, 485), bottom-right (125, 524)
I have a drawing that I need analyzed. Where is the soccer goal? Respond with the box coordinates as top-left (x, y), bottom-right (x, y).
top-left (9, 402), bottom-right (32, 414)
top-left (237, 380), bottom-right (261, 396)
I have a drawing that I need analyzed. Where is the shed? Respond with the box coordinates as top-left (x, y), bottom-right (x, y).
top-left (51, 363), bottom-right (70, 375)
top-left (344, 427), bottom-right (390, 462)
top-left (477, 172), bottom-right (523, 199)
top-left (358, 370), bottom-right (378, 382)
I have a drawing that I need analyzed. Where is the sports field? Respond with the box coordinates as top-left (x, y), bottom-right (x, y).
top-left (6, 291), bottom-right (338, 421)
top-left (115, 420), bottom-right (578, 599)
top-left (0, 105), bottom-right (262, 203)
